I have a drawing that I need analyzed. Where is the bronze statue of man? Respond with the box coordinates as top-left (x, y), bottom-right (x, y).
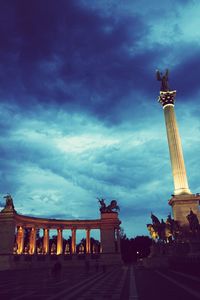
top-left (187, 209), bottom-right (199, 234)
top-left (156, 69), bottom-right (170, 91)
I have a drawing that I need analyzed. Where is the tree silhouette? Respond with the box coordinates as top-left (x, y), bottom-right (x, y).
top-left (120, 235), bottom-right (152, 263)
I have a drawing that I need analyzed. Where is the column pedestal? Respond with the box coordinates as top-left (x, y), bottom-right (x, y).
top-left (100, 212), bottom-right (122, 265)
top-left (0, 212), bottom-right (16, 255)
top-left (0, 208), bottom-right (16, 270)
top-left (169, 194), bottom-right (200, 226)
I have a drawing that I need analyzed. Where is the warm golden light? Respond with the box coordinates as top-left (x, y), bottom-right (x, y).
top-left (71, 228), bottom-right (76, 254)
top-left (43, 228), bottom-right (49, 254)
top-left (86, 229), bottom-right (91, 253)
top-left (16, 226), bottom-right (24, 254)
top-left (29, 227), bottom-right (36, 255)
top-left (57, 228), bottom-right (63, 255)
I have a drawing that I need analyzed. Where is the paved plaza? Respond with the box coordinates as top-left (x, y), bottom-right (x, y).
top-left (1, 264), bottom-right (200, 300)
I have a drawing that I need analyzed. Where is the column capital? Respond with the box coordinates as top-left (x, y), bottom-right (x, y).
top-left (158, 90), bottom-right (176, 108)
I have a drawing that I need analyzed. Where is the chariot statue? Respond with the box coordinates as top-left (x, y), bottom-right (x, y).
top-left (97, 198), bottom-right (120, 213)
top-left (147, 213), bottom-right (180, 242)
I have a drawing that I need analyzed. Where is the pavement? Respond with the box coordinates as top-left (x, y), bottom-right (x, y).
top-left (0, 264), bottom-right (200, 299)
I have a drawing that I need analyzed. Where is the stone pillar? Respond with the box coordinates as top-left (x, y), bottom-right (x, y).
top-left (43, 228), bottom-right (49, 254)
top-left (29, 227), bottom-right (36, 255)
top-left (71, 228), bottom-right (76, 254)
top-left (158, 90), bottom-right (200, 225)
top-left (57, 228), bottom-right (63, 255)
top-left (16, 226), bottom-right (24, 254)
top-left (101, 227), bottom-right (115, 253)
top-left (100, 213), bottom-right (119, 253)
top-left (0, 197), bottom-right (16, 255)
top-left (159, 91), bottom-right (191, 195)
top-left (86, 228), bottom-right (91, 254)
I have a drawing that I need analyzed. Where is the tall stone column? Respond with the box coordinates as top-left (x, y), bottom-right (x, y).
top-left (71, 228), bottom-right (76, 254)
top-left (16, 226), bottom-right (24, 254)
top-left (29, 227), bottom-right (36, 255)
top-left (43, 228), bottom-right (49, 254)
top-left (86, 228), bottom-right (91, 254)
top-left (159, 91), bottom-right (191, 195)
top-left (57, 228), bottom-right (63, 255)
top-left (158, 89), bottom-right (200, 225)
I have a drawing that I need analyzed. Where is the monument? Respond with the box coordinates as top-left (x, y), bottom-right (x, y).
top-left (157, 69), bottom-right (200, 227)
top-left (0, 196), bottom-right (121, 270)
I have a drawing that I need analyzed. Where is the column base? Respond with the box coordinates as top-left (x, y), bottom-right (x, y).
top-left (169, 194), bottom-right (200, 226)
top-left (174, 188), bottom-right (192, 195)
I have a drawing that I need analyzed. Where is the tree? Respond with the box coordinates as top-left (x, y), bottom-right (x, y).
top-left (120, 235), bottom-right (152, 263)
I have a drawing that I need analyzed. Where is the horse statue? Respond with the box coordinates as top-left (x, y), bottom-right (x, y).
top-left (149, 214), bottom-right (166, 242)
top-left (165, 214), bottom-right (180, 240)
top-left (106, 200), bottom-right (120, 212)
top-left (147, 224), bottom-right (159, 240)
top-left (148, 212), bottom-right (180, 242)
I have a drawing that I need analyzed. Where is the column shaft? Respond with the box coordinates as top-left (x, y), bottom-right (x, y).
top-left (43, 229), bottom-right (49, 254)
top-left (16, 226), bottom-right (24, 254)
top-left (164, 104), bottom-right (191, 195)
top-left (86, 229), bottom-right (91, 253)
top-left (29, 227), bottom-right (36, 254)
top-left (71, 228), bottom-right (76, 254)
top-left (57, 229), bottom-right (63, 255)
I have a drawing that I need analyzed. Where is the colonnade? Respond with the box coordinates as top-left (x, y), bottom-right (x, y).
top-left (0, 198), bottom-right (121, 261)
top-left (15, 227), bottom-right (97, 255)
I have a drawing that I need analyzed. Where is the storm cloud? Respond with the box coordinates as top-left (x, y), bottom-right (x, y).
top-left (0, 0), bottom-right (200, 237)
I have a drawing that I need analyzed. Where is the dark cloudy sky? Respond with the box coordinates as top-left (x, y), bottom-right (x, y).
top-left (0, 0), bottom-right (200, 237)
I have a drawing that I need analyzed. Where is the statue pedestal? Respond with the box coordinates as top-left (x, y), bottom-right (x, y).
top-left (0, 209), bottom-right (16, 270)
top-left (169, 194), bottom-right (200, 226)
top-left (100, 212), bottom-right (120, 254)
top-left (100, 212), bottom-right (122, 264)
top-left (0, 211), bottom-right (16, 255)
